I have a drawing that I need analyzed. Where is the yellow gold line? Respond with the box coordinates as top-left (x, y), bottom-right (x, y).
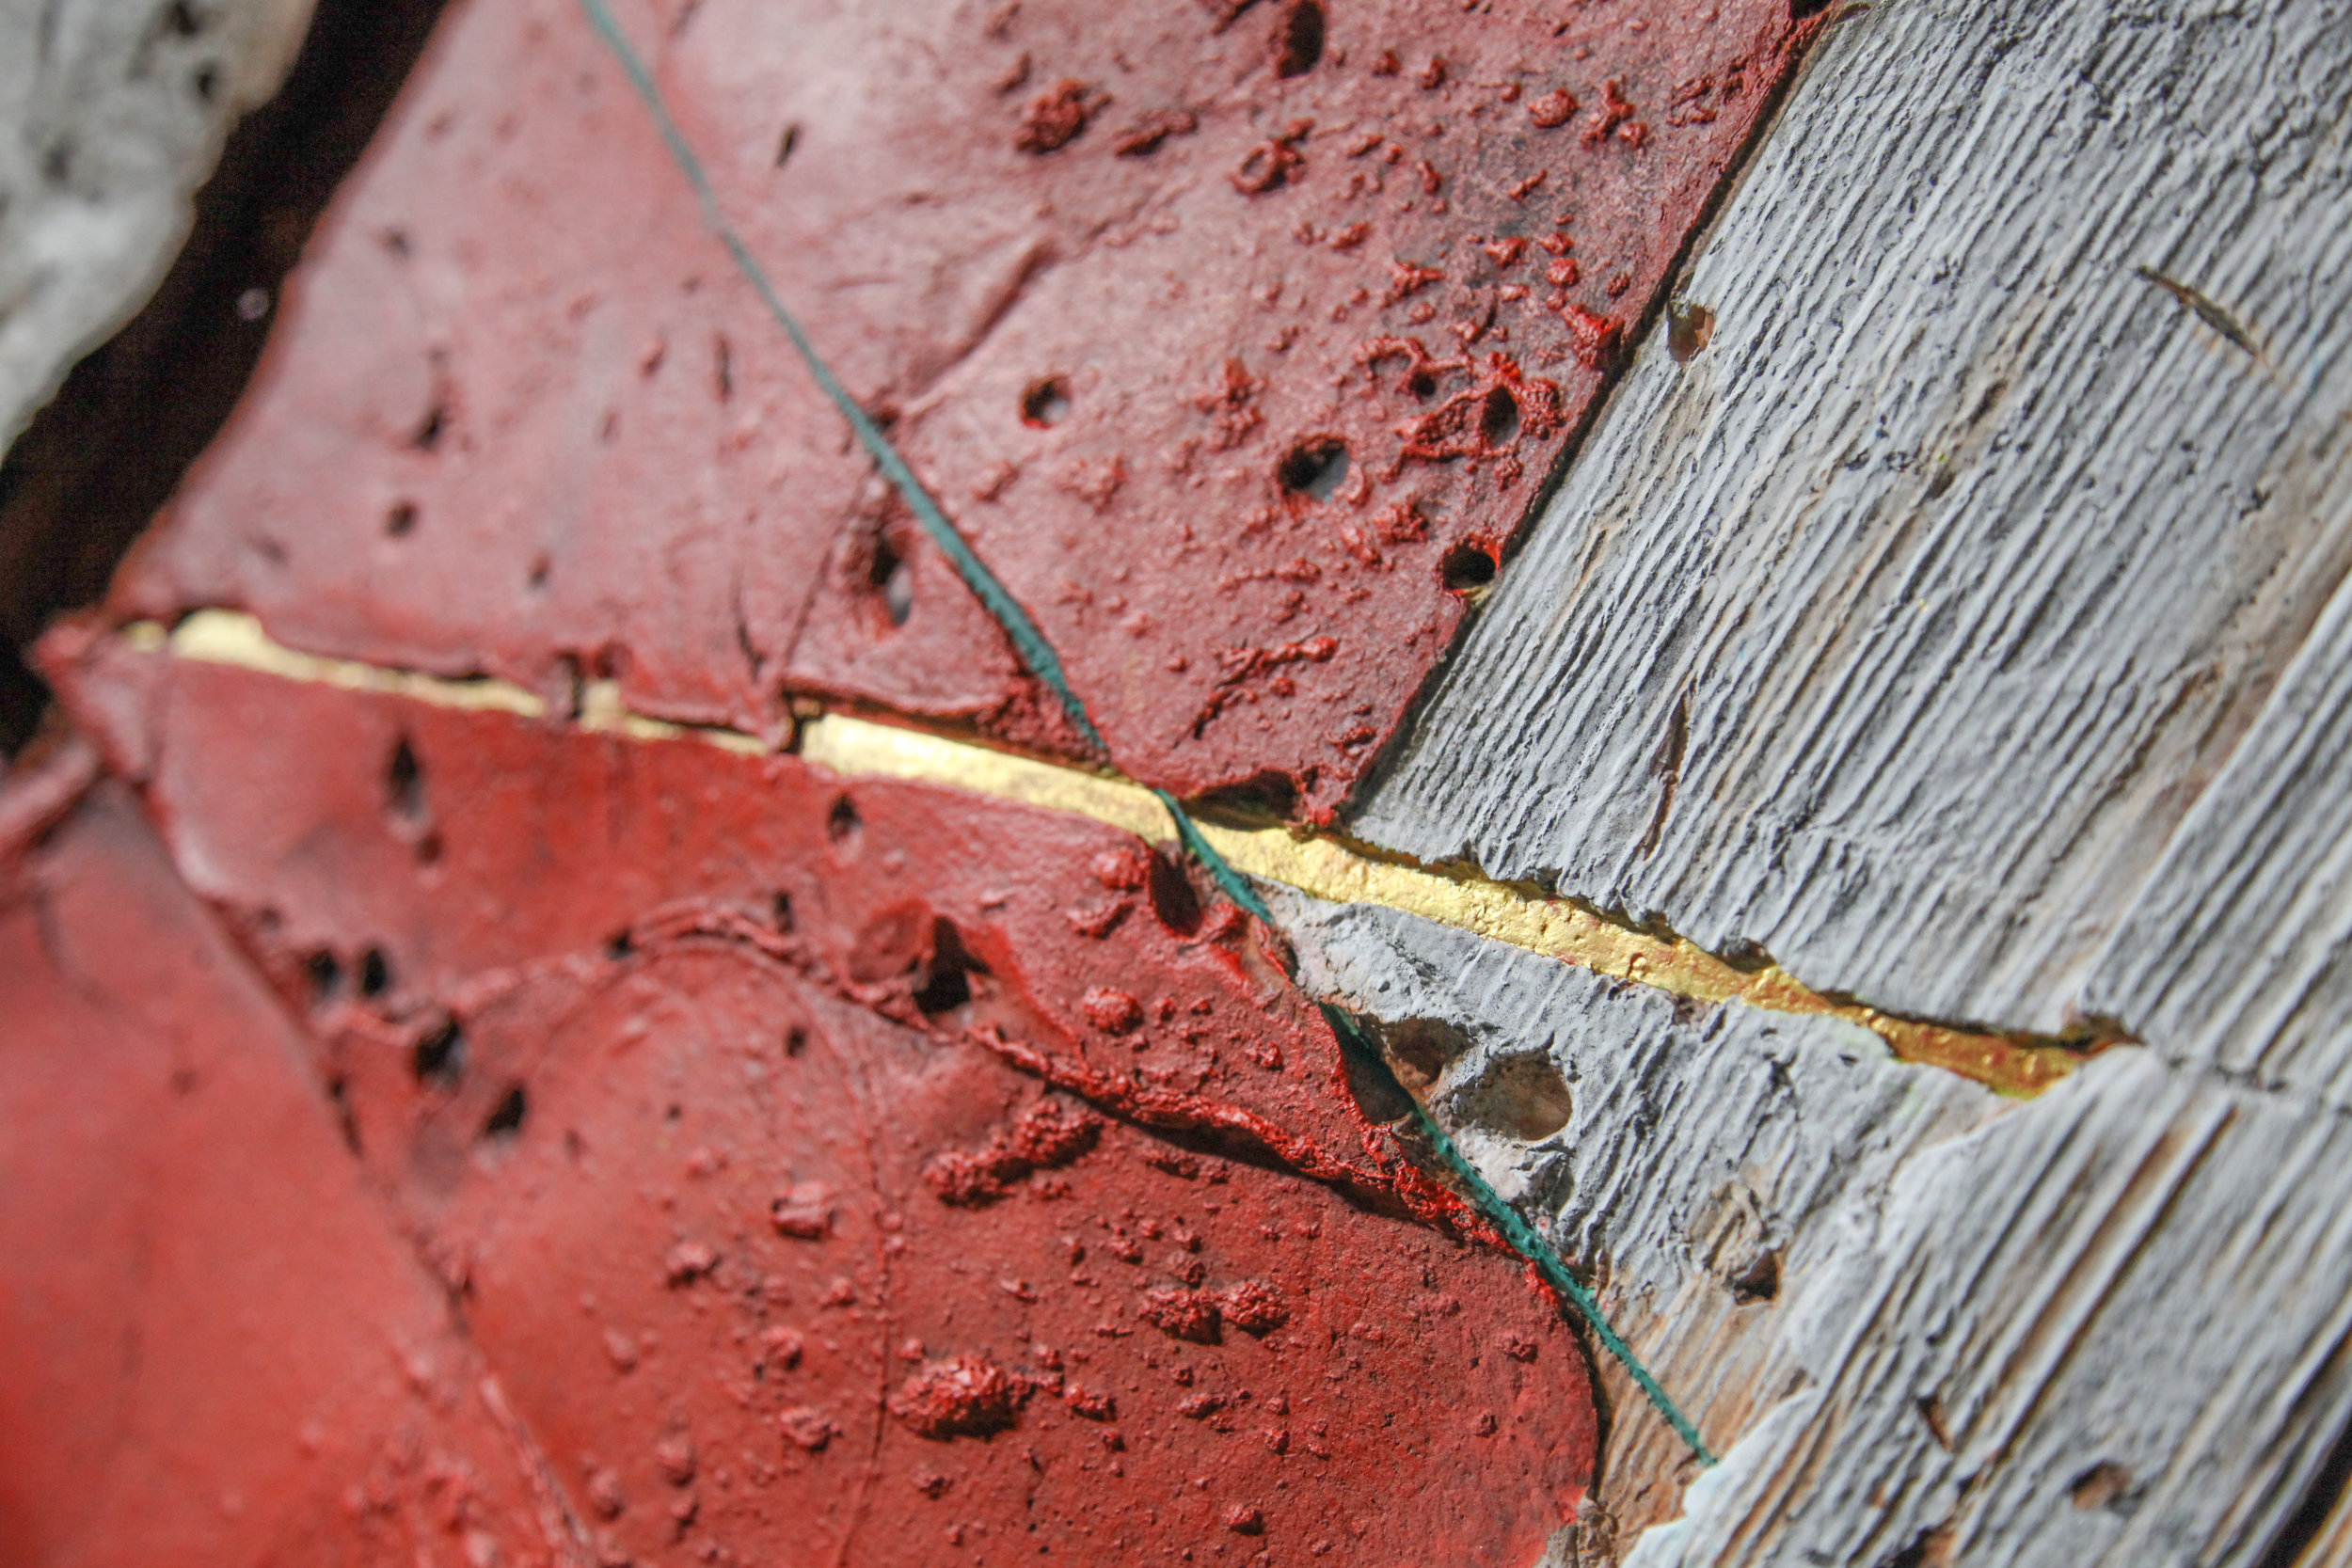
top-left (137, 612), bottom-right (2086, 1097)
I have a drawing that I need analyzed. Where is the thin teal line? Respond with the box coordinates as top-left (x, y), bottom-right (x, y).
top-left (577, 0), bottom-right (1103, 753)
top-left (577, 0), bottom-right (1711, 1466)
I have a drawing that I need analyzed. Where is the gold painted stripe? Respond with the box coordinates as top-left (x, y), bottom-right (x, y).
top-left (136, 611), bottom-right (2086, 1097)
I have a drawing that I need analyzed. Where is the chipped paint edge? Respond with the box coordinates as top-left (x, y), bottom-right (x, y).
top-left (141, 610), bottom-right (2083, 1097)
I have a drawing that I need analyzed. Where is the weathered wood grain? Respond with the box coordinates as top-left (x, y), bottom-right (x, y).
top-left (0, 0), bottom-right (314, 449)
top-left (1351, 0), bottom-right (2352, 1038)
top-left (1284, 891), bottom-right (2352, 1568)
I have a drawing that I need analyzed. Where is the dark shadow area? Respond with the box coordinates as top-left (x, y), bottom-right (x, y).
top-left (0, 0), bottom-right (452, 752)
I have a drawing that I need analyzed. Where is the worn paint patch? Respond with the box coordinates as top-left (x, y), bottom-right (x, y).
top-left (112, 0), bottom-right (1819, 820)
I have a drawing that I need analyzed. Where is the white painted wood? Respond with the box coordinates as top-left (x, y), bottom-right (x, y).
top-left (0, 0), bottom-right (314, 448)
top-left (1283, 890), bottom-right (2352, 1568)
top-left (1350, 0), bottom-right (2352, 1040)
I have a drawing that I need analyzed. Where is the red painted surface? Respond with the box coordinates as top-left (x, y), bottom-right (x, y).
top-left (116, 0), bottom-right (1815, 818)
top-left (26, 641), bottom-right (1599, 1563)
top-left (0, 787), bottom-right (562, 1566)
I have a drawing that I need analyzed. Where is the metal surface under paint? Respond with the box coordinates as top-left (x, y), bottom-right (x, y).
top-left (112, 0), bottom-right (1820, 820)
top-left (36, 639), bottom-right (1603, 1565)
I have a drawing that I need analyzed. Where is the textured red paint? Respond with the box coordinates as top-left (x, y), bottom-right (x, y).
top-left (0, 786), bottom-right (562, 1566)
top-left (114, 0), bottom-right (1816, 818)
top-left (34, 641), bottom-right (1601, 1564)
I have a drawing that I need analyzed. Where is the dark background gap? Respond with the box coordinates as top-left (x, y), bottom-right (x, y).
top-left (0, 0), bottom-right (452, 754)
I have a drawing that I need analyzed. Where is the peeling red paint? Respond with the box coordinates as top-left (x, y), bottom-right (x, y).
top-left (36, 642), bottom-right (1600, 1563)
top-left (112, 0), bottom-right (1819, 820)
top-left (0, 788), bottom-right (561, 1566)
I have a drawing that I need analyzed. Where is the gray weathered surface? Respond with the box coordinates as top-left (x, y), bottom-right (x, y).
top-left (0, 0), bottom-right (313, 449)
top-left (1351, 0), bottom-right (2352, 1039)
top-left (1286, 891), bottom-right (2352, 1568)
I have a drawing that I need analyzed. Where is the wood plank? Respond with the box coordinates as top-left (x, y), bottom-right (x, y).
top-left (1350, 0), bottom-right (2352, 1037)
top-left (1285, 891), bottom-right (2352, 1567)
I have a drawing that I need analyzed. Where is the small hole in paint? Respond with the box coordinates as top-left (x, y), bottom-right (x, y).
top-left (827, 795), bottom-right (862, 844)
top-left (869, 535), bottom-right (914, 627)
top-left (1277, 437), bottom-right (1349, 499)
top-left (359, 946), bottom-right (392, 998)
top-left (305, 949), bottom-right (342, 1006)
top-left (775, 122), bottom-right (801, 167)
top-left (386, 501), bottom-right (418, 537)
top-left (1406, 370), bottom-right (1438, 400)
top-left (386, 737), bottom-right (426, 821)
top-left (914, 919), bottom-right (988, 1016)
top-left (606, 928), bottom-right (634, 960)
top-left (1274, 0), bottom-right (1327, 77)
top-left (483, 1084), bottom-right (529, 1139)
top-left (1021, 376), bottom-right (1073, 428)
top-left (1479, 386), bottom-right (1521, 444)
top-left (1440, 541), bottom-right (1498, 593)
top-left (413, 1019), bottom-right (467, 1088)
top-left (1789, 0), bottom-right (1836, 16)
top-left (1147, 852), bottom-right (1202, 936)
top-left (1730, 1250), bottom-right (1780, 1305)
top-left (412, 403), bottom-right (448, 451)
top-left (771, 892), bottom-right (794, 930)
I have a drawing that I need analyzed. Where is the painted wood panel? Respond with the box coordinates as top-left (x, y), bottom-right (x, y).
top-left (1288, 893), bottom-right (2352, 1568)
top-left (1351, 0), bottom-right (2352, 1039)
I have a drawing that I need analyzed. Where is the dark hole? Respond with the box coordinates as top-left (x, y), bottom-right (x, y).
top-left (413, 1019), bottom-right (467, 1088)
top-left (386, 736), bottom-right (426, 820)
top-left (412, 402), bottom-right (447, 450)
top-left (868, 535), bottom-right (914, 627)
top-left (771, 892), bottom-right (795, 930)
top-left (1790, 0), bottom-right (1836, 15)
top-left (483, 1084), bottom-right (529, 1139)
top-left (192, 64), bottom-right (219, 103)
top-left (714, 333), bottom-right (733, 402)
top-left (1440, 541), bottom-right (1498, 593)
top-left (1406, 370), bottom-right (1438, 400)
top-left (914, 918), bottom-right (989, 1016)
top-left (775, 122), bottom-right (800, 167)
top-left (1878, 1529), bottom-right (1940, 1568)
top-left (1273, 0), bottom-right (1327, 77)
top-left (1277, 437), bottom-right (1349, 500)
top-left (528, 555), bottom-right (550, 591)
top-left (385, 500), bottom-right (418, 537)
top-left (167, 0), bottom-right (202, 35)
top-left (1730, 1250), bottom-right (1780, 1305)
top-left (1381, 1018), bottom-right (1470, 1093)
top-left (786, 1026), bottom-right (808, 1055)
top-left (1021, 375), bottom-right (1073, 428)
top-left (1194, 769), bottom-right (1301, 823)
top-left (304, 948), bottom-right (342, 1005)
top-left (358, 945), bottom-right (392, 998)
top-left (826, 794), bottom-right (861, 844)
top-left (1147, 851), bottom-right (1203, 936)
top-left (1479, 385), bottom-right (1521, 444)
top-left (606, 927), bottom-right (634, 959)
top-left (413, 829), bottom-right (443, 865)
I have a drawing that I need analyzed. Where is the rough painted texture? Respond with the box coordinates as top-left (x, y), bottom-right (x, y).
top-left (0, 0), bottom-right (314, 449)
top-left (111, 0), bottom-right (1817, 815)
top-left (40, 639), bottom-right (1603, 1566)
top-left (1288, 894), bottom-right (2352, 1568)
top-left (1351, 0), bottom-right (2352, 1035)
top-left (0, 783), bottom-right (564, 1567)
